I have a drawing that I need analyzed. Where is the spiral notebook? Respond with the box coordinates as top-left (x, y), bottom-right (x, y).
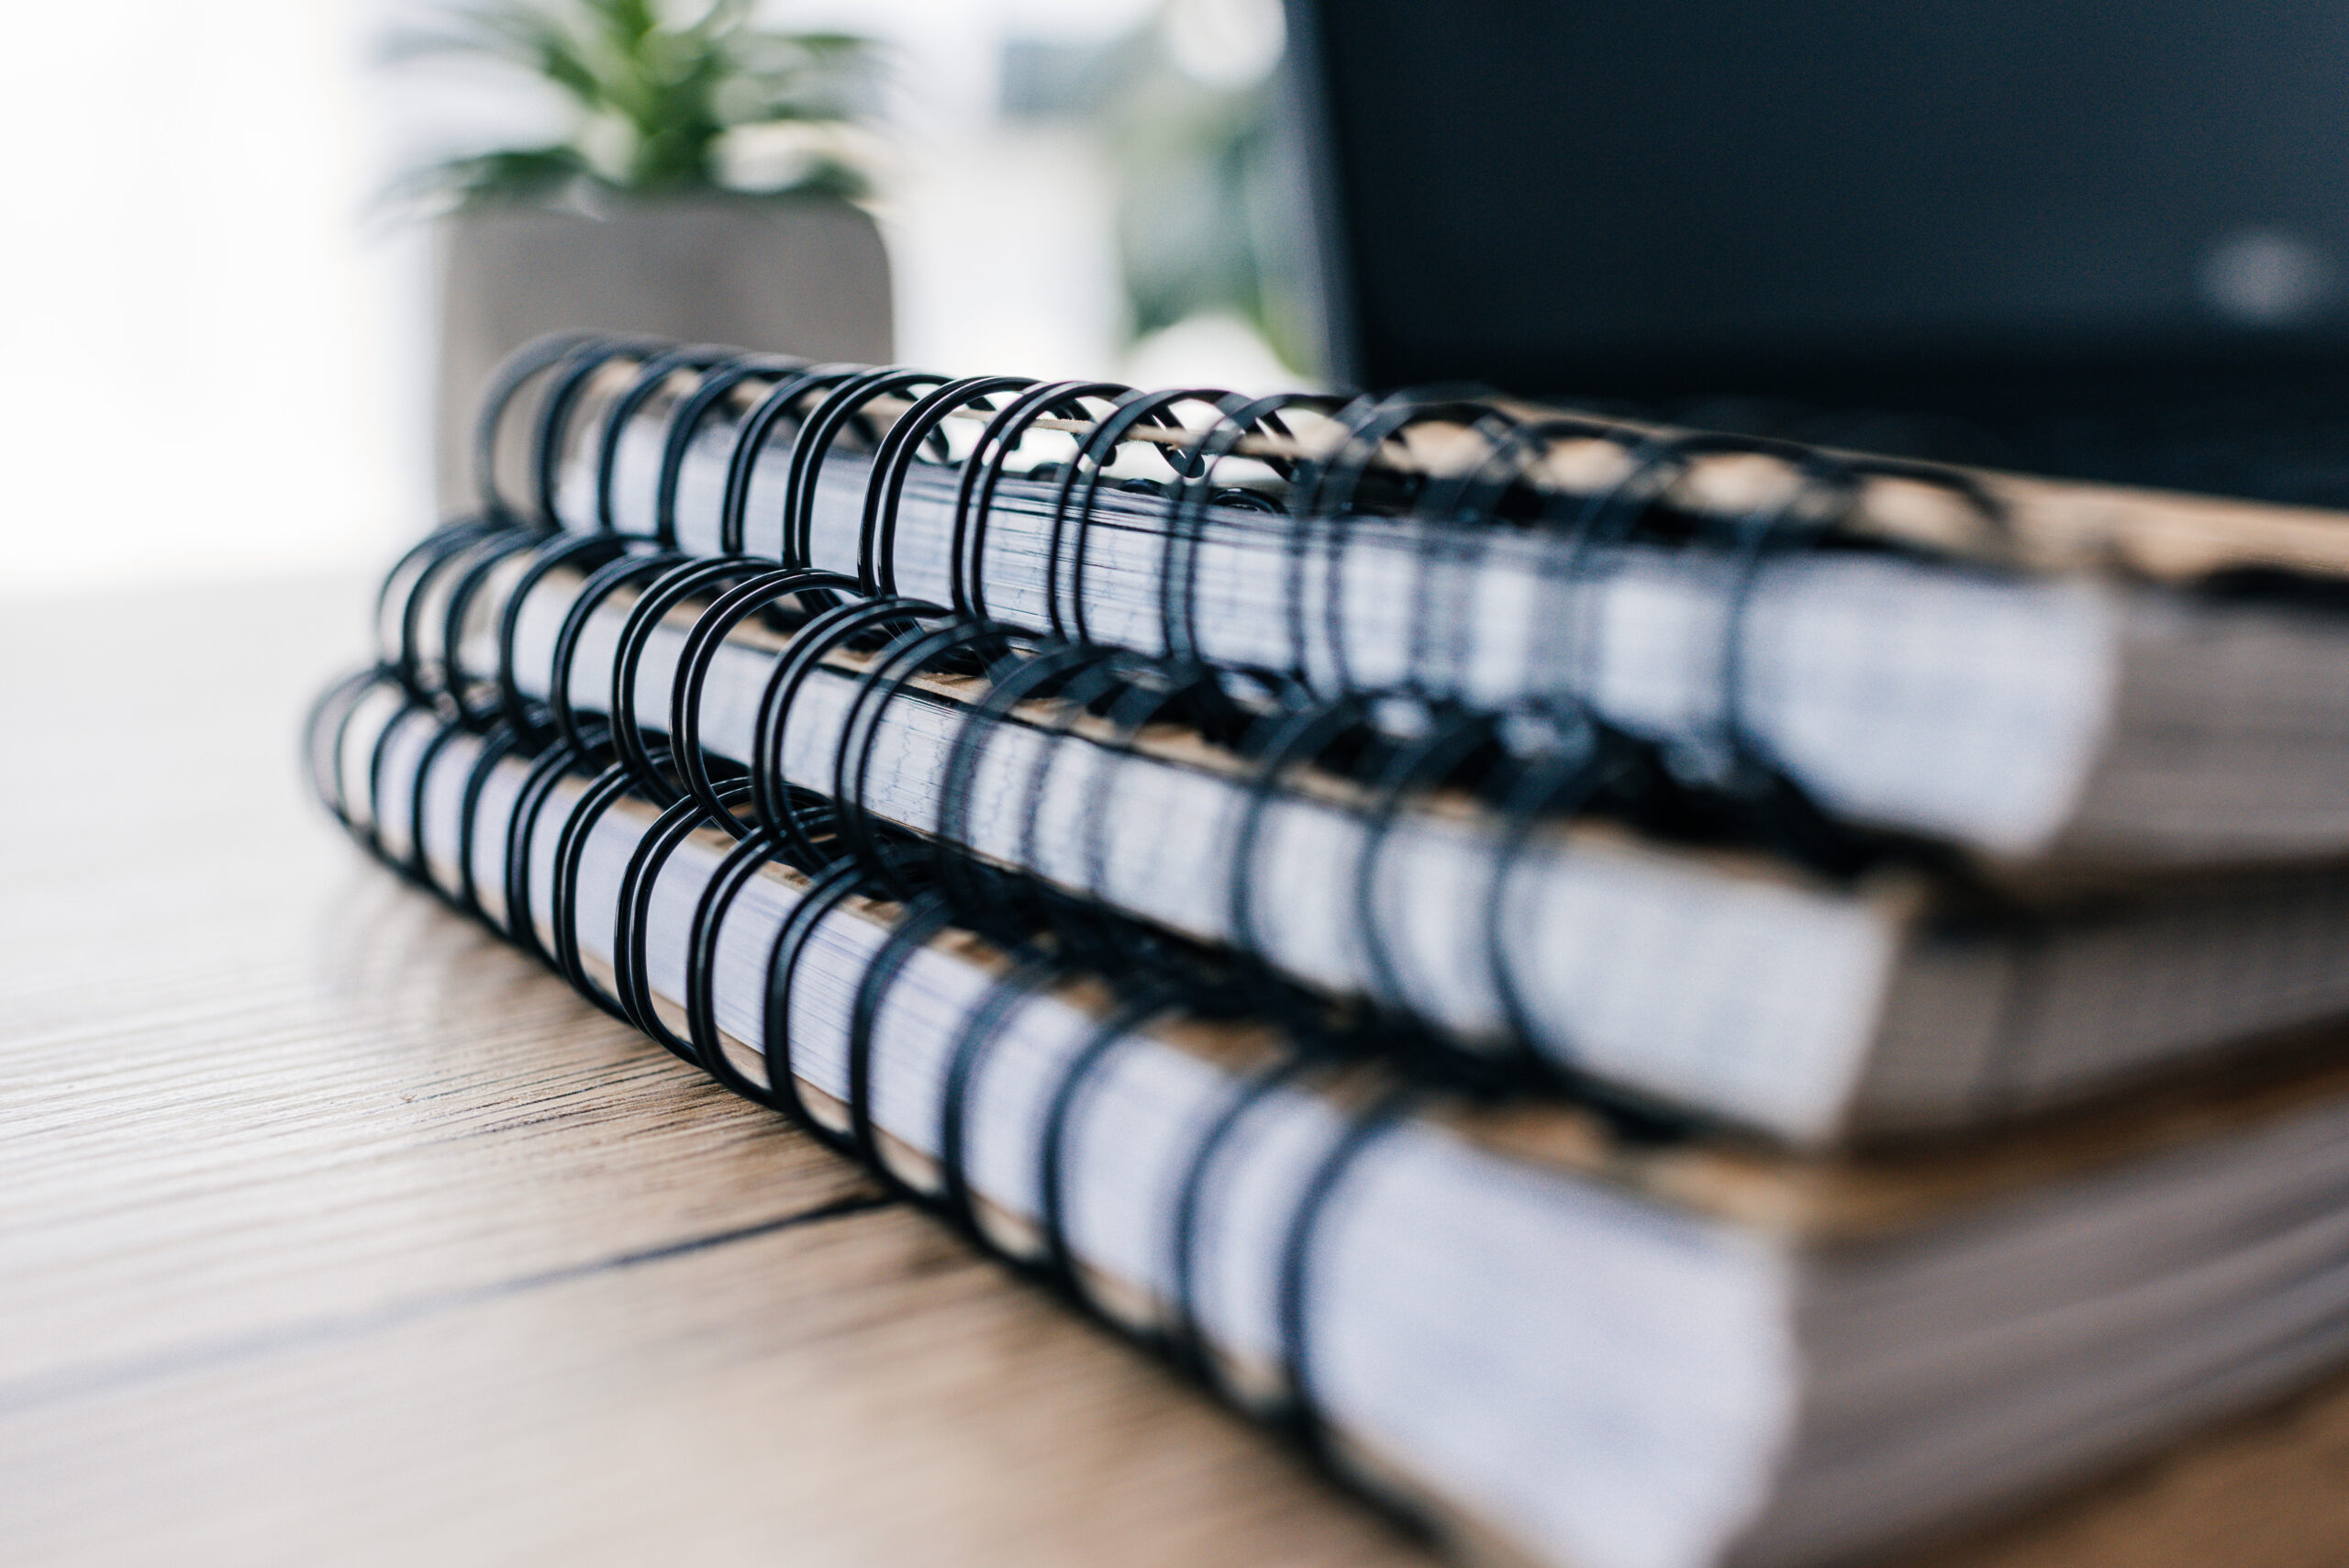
top-left (357, 333), bottom-right (2349, 1140)
top-left (495, 339), bottom-right (2349, 872)
top-left (313, 660), bottom-right (2349, 1568)
top-left (305, 334), bottom-right (2349, 1567)
top-left (363, 528), bottom-right (2349, 1143)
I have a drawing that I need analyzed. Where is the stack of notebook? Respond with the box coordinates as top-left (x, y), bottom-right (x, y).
top-left (309, 335), bottom-right (2349, 1568)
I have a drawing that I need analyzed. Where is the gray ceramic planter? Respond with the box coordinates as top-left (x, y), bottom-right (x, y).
top-left (434, 196), bottom-right (893, 507)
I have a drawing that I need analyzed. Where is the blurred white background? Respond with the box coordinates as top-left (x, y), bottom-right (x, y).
top-left (0, 0), bottom-right (1294, 595)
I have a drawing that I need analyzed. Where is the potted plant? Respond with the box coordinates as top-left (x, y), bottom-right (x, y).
top-left (386, 0), bottom-right (895, 504)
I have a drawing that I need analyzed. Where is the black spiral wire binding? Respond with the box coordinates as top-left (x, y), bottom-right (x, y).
top-left (859, 374), bottom-right (1034, 595)
top-left (660, 562), bottom-right (876, 1106)
top-left (404, 719), bottom-right (482, 906)
top-left (1547, 428), bottom-right (1901, 880)
top-left (1296, 394), bottom-right (1512, 700)
top-left (743, 591), bottom-right (937, 864)
top-left (418, 520), bottom-right (865, 1111)
top-left (949, 381), bottom-right (1134, 622)
top-left (1006, 650), bottom-right (1185, 972)
top-left (1042, 387), bottom-right (1226, 646)
top-left (493, 532), bottom-right (638, 739)
top-left (305, 666), bottom-right (392, 840)
top-left (1156, 1000), bottom-right (1431, 1451)
top-left (675, 573), bottom-right (976, 1154)
top-left (1273, 1078), bottom-right (1420, 1451)
top-left (384, 514), bottom-right (593, 928)
top-left (1211, 668), bottom-right (1561, 1095)
top-left (468, 435), bottom-right (1702, 1102)
top-left (362, 549), bottom-right (1343, 1173)
top-left (531, 337), bottom-right (667, 530)
top-left (518, 543), bottom-right (716, 995)
top-left (652, 353), bottom-right (806, 550)
top-left (500, 723), bottom-right (599, 963)
top-left (613, 779), bottom-right (761, 1062)
top-left (310, 669), bottom-right (439, 879)
top-left (1474, 713), bottom-right (1625, 1078)
top-left (1337, 412), bottom-right (1647, 1079)
top-left (1223, 691), bottom-right (1369, 974)
top-left (362, 695), bottom-right (441, 882)
top-left (1396, 422), bottom-right (1721, 1080)
top-left (421, 524), bottom-right (596, 721)
top-left (682, 793), bottom-right (829, 1108)
top-left (662, 568), bottom-right (859, 829)
top-left (1564, 429), bottom-right (1835, 781)
top-left (779, 367), bottom-right (950, 572)
top-left (593, 343), bottom-right (739, 538)
top-left (389, 338), bottom-right (1869, 1473)
top-left (547, 757), bottom-right (647, 1020)
top-left (1158, 392), bottom-right (1330, 673)
top-left (830, 616), bottom-right (1054, 1184)
top-left (1347, 706), bottom-right (1502, 1021)
top-left (547, 545), bottom-right (693, 760)
top-left (1163, 403), bottom-right (1833, 1103)
top-left (340, 588), bottom-right (963, 1162)
top-left (768, 563), bottom-right (1581, 1096)
top-left (438, 526), bottom-right (561, 727)
top-left (759, 851), bottom-right (894, 1150)
top-left (496, 335), bottom-right (2004, 837)
top-left (918, 644), bottom-right (1153, 1240)
top-left (1418, 413), bottom-right (1639, 706)
top-left (915, 642), bottom-right (1297, 1254)
top-left (473, 332), bottom-right (599, 527)
top-left (649, 509), bottom-right (1360, 1284)
top-left (1163, 1045), bottom-right (1310, 1382)
top-left (930, 949), bottom-right (1068, 1235)
top-left (481, 528), bottom-right (651, 961)
top-left (734, 366), bottom-right (866, 567)
top-left (1393, 410), bottom-right (1610, 706)
top-left (815, 628), bottom-right (1366, 1315)
top-left (318, 333), bottom-right (2027, 1556)
top-left (306, 644), bottom-right (464, 912)
top-left (1065, 661), bottom-right (1282, 991)
top-left (718, 363), bottom-right (868, 557)
top-left (1280, 1021), bottom-right (1588, 1461)
top-left (830, 616), bottom-right (1019, 898)
top-left (322, 489), bottom-right (1572, 1551)
top-left (1202, 412), bottom-right (1879, 1095)
top-left (840, 885), bottom-right (967, 1180)
top-left (611, 557), bottom-right (816, 806)
top-left (946, 644), bottom-right (1274, 1022)
top-left (929, 639), bottom-right (1122, 938)
top-left (358, 359), bottom-right (1001, 1126)
top-left (1266, 390), bottom-right (1391, 685)
top-left (568, 541), bottom-right (886, 1079)
top-left (1032, 979), bottom-right (1188, 1282)
top-left (453, 722), bottom-right (529, 921)
top-left (379, 518), bottom-right (501, 706)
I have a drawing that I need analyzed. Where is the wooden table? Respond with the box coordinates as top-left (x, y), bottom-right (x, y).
top-left (5, 577), bottom-right (2347, 1567)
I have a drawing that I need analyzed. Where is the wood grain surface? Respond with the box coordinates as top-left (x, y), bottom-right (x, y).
top-left (3, 575), bottom-right (2346, 1567)
top-left (0, 578), bottom-right (1425, 1567)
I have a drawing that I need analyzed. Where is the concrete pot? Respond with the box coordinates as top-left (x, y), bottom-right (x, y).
top-left (434, 196), bottom-right (893, 508)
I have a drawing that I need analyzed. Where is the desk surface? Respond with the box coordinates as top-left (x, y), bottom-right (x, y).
top-left (5, 576), bottom-right (2348, 1567)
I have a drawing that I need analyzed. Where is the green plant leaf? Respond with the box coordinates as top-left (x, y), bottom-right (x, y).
top-left (379, 144), bottom-right (593, 215)
top-left (381, 0), bottom-right (877, 205)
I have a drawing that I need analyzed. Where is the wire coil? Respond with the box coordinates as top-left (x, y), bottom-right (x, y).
top-left (308, 327), bottom-right (2026, 1546)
